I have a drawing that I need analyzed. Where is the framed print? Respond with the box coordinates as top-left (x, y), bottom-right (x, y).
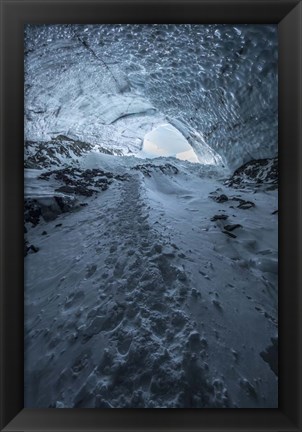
top-left (1, 0), bottom-right (301, 431)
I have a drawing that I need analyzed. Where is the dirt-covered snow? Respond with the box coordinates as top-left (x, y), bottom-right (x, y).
top-left (24, 153), bottom-right (278, 408)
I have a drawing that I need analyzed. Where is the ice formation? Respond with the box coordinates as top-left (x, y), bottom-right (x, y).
top-left (25, 24), bottom-right (278, 169)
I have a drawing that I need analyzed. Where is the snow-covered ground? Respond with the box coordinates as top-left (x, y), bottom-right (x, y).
top-left (24, 24), bottom-right (278, 409)
top-left (24, 153), bottom-right (277, 408)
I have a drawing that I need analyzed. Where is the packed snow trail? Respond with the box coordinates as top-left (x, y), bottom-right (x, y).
top-left (24, 161), bottom-right (277, 408)
top-left (25, 174), bottom-right (226, 408)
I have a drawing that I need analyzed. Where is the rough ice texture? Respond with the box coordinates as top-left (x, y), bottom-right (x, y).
top-left (24, 24), bottom-right (277, 170)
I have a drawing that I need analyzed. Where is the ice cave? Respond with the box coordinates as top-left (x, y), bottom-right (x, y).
top-left (24, 24), bottom-right (278, 409)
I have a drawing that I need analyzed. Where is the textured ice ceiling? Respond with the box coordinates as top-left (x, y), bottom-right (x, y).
top-left (24, 24), bottom-right (278, 170)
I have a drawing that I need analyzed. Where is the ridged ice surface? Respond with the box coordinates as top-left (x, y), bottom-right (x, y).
top-left (25, 24), bottom-right (277, 170)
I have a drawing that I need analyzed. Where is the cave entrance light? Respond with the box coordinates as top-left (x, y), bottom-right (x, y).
top-left (140, 123), bottom-right (199, 163)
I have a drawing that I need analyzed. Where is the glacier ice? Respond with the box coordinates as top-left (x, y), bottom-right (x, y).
top-left (25, 24), bottom-right (278, 170)
top-left (96, 94), bottom-right (156, 124)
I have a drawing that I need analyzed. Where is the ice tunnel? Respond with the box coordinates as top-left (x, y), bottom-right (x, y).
top-left (24, 24), bottom-right (278, 170)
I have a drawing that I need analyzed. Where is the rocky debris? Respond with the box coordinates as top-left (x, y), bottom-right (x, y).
top-left (24, 241), bottom-right (40, 256)
top-left (210, 190), bottom-right (255, 210)
top-left (55, 186), bottom-right (75, 194)
top-left (132, 163), bottom-right (179, 177)
top-left (24, 137), bottom-right (94, 169)
top-left (40, 167), bottom-right (128, 197)
top-left (225, 157), bottom-right (278, 189)
top-left (55, 196), bottom-right (78, 213)
top-left (222, 230), bottom-right (237, 239)
top-left (211, 215), bottom-right (241, 237)
top-left (24, 199), bottom-right (42, 226)
top-left (210, 193), bottom-right (228, 203)
top-left (216, 194), bottom-right (228, 203)
top-left (224, 224), bottom-right (242, 232)
top-left (24, 195), bottom-right (78, 227)
top-left (211, 214), bottom-right (228, 222)
top-left (24, 167), bottom-right (129, 228)
top-left (232, 198), bottom-right (255, 209)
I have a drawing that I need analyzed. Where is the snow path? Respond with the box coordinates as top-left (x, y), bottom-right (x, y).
top-left (24, 165), bottom-right (277, 408)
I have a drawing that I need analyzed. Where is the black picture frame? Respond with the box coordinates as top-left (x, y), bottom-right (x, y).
top-left (1, 0), bottom-right (301, 430)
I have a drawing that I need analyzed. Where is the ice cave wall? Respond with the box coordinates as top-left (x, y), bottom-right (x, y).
top-left (25, 24), bottom-right (278, 170)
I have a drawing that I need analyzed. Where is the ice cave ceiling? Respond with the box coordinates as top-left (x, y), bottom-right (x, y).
top-left (24, 24), bottom-right (278, 170)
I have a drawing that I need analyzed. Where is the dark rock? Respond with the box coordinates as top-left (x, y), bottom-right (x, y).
top-left (39, 167), bottom-right (116, 197)
top-left (225, 157), bottom-right (278, 189)
top-left (132, 163), bottom-right (178, 177)
top-left (25, 138), bottom-right (93, 169)
top-left (54, 196), bottom-right (75, 213)
top-left (211, 214), bottom-right (229, 222)
top-left (115, 174), bottom-right (129, 181)
top-left (42, 231), bottom-right (47, 235)
top-left (224, 224), bottom-right (242, 232)
top-left (55, 223), bottom-right (62, 227)
top-left (271, 209), bottom-right (278, 215)
top-left (222, 230), bottom-right (237, 239)
top-left (99, 183), bottom-right (108, 192)
top-left (39, 200), bottom-right (64, 222)
top-left (95, 178), bottom-right (108, 185)
top-left (215, 194), bottom-right (228, 203)
top-left (237, 200), bottom-right (255, 210)
top-left (231, 197), bottom-right (255, 209)
top-left (29, 244), bottom-right (39, 253)
top-left (73, 186), bottom-right (94, 197)
top-left (55, 186), bottom-right (75, 194)
top-left (24, 199), bottom-right (42, 226)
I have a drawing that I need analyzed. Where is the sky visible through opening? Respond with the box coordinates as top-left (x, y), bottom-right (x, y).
top-left (140, 124), bottom-right (199, 163)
